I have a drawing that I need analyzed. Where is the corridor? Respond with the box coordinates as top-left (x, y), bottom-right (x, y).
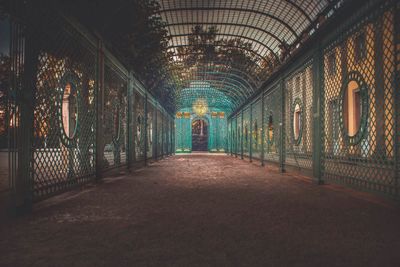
top-left (1, 155), bottom-right (399, 267)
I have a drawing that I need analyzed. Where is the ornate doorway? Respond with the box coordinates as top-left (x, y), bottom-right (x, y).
top-left (192, 119), bottom-right (208, 151)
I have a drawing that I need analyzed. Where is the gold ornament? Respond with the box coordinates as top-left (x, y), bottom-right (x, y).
top-left (193, 98), bottom-right (208, 117)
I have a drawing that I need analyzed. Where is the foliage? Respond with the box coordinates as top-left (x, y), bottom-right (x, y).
top-left (0, 54), bottom-right (9, 147)
top-left (58, 0), bottom-right (172, 108)
top-left (172, 25), bottom-right (280, 82)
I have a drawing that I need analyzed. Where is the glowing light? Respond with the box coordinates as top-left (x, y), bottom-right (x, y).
top-left (192, 98), bottom-right (208, 117)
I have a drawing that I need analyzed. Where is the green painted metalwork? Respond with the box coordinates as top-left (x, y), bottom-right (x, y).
top-left (239, 112), bottom-right (243, 159)
top-left (30, 14), bottom-right (97, 199)
top-left (175, 107), bottom-right (227, 153)
top-left (155, 0), bottom-right (341, 111)
top-left (134, 92), bottom-right (146, 161)
top-left (322, 1), bottom-right (398, 196)
top-left (285, 64), bottom-right (314, 171)
top-left (229, 0), bottom-right (400, 199)
top-left (338, 71), bottom-right (369, 146)
top-left (103, 61), bottom-right (128, 168)
top-left (242, 107), bottom-right (250, 157)
top-left (1, 2), bottom-right (175, 208)
top-left (3, 0), bottom-right (400, 210)
top-left (263, 84), bottom-right (282, 164)
top-left (291, 97), bottom-right (304, 146)
top-left (146, 103), bottom-right (154, 159)
top-left (251, 98), bottom-right (262, 159)
top-left (176, 81), bottom-right (234, 112)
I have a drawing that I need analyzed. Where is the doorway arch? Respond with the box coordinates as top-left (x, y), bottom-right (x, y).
top-left (192, 119), bottom-right (208, 151)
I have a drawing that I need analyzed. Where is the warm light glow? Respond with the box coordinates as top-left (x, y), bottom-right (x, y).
top-left (192, 98), bottom-right (208, 117)
top-left (293, 103), bottom-right (302, 141)
top-left (344, 80), bottom-right (361, 137)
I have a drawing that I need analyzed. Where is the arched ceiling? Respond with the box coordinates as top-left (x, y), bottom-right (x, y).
top-left (155, 0), bottom-right (340, 113)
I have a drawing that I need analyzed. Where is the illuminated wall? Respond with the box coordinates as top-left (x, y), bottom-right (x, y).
top-left (175, 108), bottom-right (227, 153)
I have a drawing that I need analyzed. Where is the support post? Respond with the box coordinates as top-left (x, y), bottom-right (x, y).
top-left (279, 78), bottom-right (286, 172)
top-left (144, 94), bottom-right (148, 165)
top-left (14, 13), bottom-right (38, 213)
top-left (241, 110), bottom-right (244, 159)
top-left (261, 91), bottom-right (265, 166)
top-left (249, 104), bottom-right (253, 162)
top-left (127, 73), bottom-right (133, 170)
top-left (95, 39), bottom-right (105, 180)
top-left (235, 116), bottom-right (238, 158)
top-left (312, 44), bottom-right (324, 185)
top-left (154, 106), bottom-right (158, 160)
top-left (171, 118), bottom-right (174, 155)
top-left (230, 119), bottom-right (233, 156)
top-left (374, 16), bottom-right (387, 157)
top-left (161, 112), bottom-right (164, 157)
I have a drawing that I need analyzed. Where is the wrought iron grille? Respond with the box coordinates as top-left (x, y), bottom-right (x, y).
top-left (147, 103), bottom-right (154, 159)
top-left (251, 98), bottom-right (262, 159)
top-left (242, 107), bottom-right (250, 157)
top-left (0, 14), bottom-right (24, 194)
top-left (227, 120), bottom-right (232, 154)
top-left (1, 2), bottom-right (176, 206)
top-left (237, 113), bottom-right (242, 157)
top-left (156, 0), bottom-right (340, 111)
top-left (264, 85), bottom-right (282, 163)
top-left (32, 15), bottom-right (97, 199)
top-left (158, 110), bottom-right (164, 155)
top-left (284, 63), bottom-right (314, 171)
top-left (134, 91), bottom-right (146, 161)
top-left (103, 60), bottom-right (128, 169)
top-left (232, 116), bottom-right (237, 155)
top-left (228, 0), bottom-right (399, 198)
top-left (322, 3), bottom-right (398, 196)
top-left (163, 113), bottom-right (168, 155)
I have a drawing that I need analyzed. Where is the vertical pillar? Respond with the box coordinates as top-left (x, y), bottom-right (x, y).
top-left (161, 112), bottom-right (164, 156)
top-left (95, 39), bottom-right (105, 179)
top-left (249, 104), bottom-right (253, 162)
top-left (216, 115), bottom-right (219, 151)
top-left (127, 73), bottom-right (133, 170)
top-left (230, 119), bottom-right (233, 156)
top-left (154, 105), bottom-right (158, 160)
top-left (261, 91), bottom-right (265, 166)
top-left (171, 118), bottom-right (174, 155)
top-left (235, 116), bottom-right (238, 158)
top-left (168, 117), bottom-right (171, 155)
top-left (15, 12), bottom-right (38, 213)
top-left (132, 92), bottom-right (137, 163)
top-left (279, 78), bottom-right (286, 172)
top-left (374, 16), bottom-right (387, 157)
top-left (144, 94), bottom-right (148, 165)
top-left (241, 110), bottom-right (244, 159)
top-left (312, 44), bottom-right (324, 185)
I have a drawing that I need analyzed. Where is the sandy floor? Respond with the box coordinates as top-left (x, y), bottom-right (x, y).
top-left (0, 154), bottom-right (399, 267)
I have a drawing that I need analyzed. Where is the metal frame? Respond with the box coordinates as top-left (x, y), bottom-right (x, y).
top-left (228, 0), bottom-right (400, 199)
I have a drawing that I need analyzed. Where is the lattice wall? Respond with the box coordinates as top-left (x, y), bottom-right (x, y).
top-left (242, 107), bottom-right (251, 157)
top-left (251, 99), bottom-right (262, 159)
top-left (19, 11), bottom-right (173, 201)
top-left (228, 0), bottom-right (400, 198)
top-left (33, 16), bottom-right (97, 199)
top-left (134, 92), bottom-right (146, 161)
top-left (284, 63), bottom-right (314, 171)
top-left (237, 114), bottom-right (242, 156)
top-left (322, 4), bottom-right (398, 195)
top-left (147, 103), bottom-right (154, 159)
top-left (264, 85), bottom-right (282, 163)
top-left (103, 61), bottom-right (128, 169)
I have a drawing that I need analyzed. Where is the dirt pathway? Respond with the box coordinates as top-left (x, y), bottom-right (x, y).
top-left (1, 154), bottom-right (399, 266)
